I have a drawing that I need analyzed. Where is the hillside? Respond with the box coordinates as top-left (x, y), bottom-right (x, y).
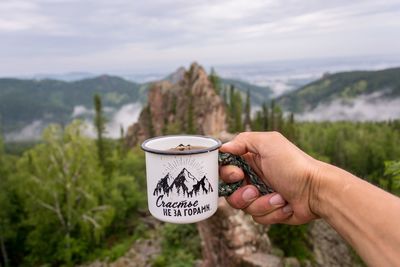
top-left (220, 78), bottom-right (273, 106)
top-left (0, 69), bottom-right (274, 140)
top-left (0, 75), bottom-right (145, 136)
top-left (277, 67), bottom-right (400, 115)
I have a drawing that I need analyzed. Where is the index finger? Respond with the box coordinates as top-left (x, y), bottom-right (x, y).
top-left (220, 132), bottom-right (264, 156)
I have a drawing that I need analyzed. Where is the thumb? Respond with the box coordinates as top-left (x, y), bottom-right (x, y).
top-left (220, 132), bottom-right (262, 156)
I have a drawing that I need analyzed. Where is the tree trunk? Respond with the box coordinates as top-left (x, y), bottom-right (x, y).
top-left (0, 233), bottom-right (9, 267)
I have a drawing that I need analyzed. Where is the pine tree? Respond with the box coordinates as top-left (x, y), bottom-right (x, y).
top-left (187, 90), bottom-right (195, 134)
top-left (209, 67), bottom-right (221, 95)
top-left (94, 94), bottom-right (108, 173)
top-left (274, 105), bottom-right (284, 132)
top-left (284, 112), bottom-right (296, 141)
top-left (228, 87), bottom-right (243, 133)
top-left (244, 89), bottom-right (251, 131)
top-left (145, 105), bottom-right (155, 137)
top-left (222, 86), bottom-right (228, 105)
top-left (270, 100), bottom-right (276, 131)
top-left (228, 85), bottom-right (235, 132)
top-left (0, 134), bottom-right (11, 267)
top-left (118, 125), bottom-right (126, 158)
top-left (262, 102), bottom-right (269, 131)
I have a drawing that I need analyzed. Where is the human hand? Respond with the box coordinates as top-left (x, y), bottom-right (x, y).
top-left (219, 132), bottom-right (321, 225)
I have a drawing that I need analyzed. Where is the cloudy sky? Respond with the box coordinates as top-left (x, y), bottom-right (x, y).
top-left (1, 0), bottom-right (400, 76)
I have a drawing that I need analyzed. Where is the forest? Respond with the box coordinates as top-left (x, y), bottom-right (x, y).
top-left (1, 86), bottom-right (400, 266)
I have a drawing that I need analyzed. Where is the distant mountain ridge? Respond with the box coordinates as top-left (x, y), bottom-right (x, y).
top-left (277, 67), bottom-right (400, 114)
top-left (2, 65), bottom-right (400, 140)
top-left (0, 75), bottom-right (145, 135)
top-left (220, 78), bottom-right (273, 106)
top-left (1, 69), bottom-right (266, 140)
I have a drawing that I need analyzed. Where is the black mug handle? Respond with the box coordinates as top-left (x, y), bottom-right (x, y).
top-left (218, 152), bottom-right (274, 197)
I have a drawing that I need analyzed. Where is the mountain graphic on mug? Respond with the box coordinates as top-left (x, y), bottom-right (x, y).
top-left (153, 168), bottom-right (213, 198)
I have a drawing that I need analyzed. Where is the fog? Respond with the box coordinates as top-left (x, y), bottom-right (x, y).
top-left (297, 92), bottom-right (400, 121)
top-left (84, 102), bottom-right (142, 138)
top-left (5, 120), bottom-right (44, 142)
top-left (72, 105), bottom-right (94, 117)
top-left (4, 103), bottom-right (142, 141)
top-left (76, 102), bottom-right (142, 138)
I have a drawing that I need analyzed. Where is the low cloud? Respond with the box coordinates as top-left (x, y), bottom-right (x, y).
top-left (106, 102), bottom-right (142, 138)
top-left (78, 102), bottom-right (142, 138)
top-left (5, 102), bottom-right (142, 141)
top-left (297, 92), bottom-right (400, 121)
top-left (72, 105), bottom-right (93, 117)
top-left (5, 120), bottom-right (44, 141)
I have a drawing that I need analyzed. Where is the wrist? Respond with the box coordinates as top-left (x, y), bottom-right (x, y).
top-left (308, 160), bottom-right (342, 219)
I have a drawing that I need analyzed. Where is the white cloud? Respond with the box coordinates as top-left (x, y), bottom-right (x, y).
top-left (5, 120), bottom-right (44, 141)
top-left (72, 105), bottom-right (93, 117)
top-left (0, 0), bottom-right (400, 75)
top-left (297, 92), bottom-right (400, 121)
top-left (73, 102), bottom-right (142, 138)
top-left (106, 102), bottom-right (142, 138)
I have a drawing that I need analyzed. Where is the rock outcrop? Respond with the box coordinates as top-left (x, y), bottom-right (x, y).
top-left (197, 198), bottom-right (282, 267)
top-left (310, 220), bottom-right (361, 266)
top-left (126, 62), bottom-right (227, 147)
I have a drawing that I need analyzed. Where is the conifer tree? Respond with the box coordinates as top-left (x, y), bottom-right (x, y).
top-left (209, 67), bottom-right (221, 95)
top-left (228, 86), bottom-right (243, 133)
top-left (187, 98), bottom-right (195, 134)
top-left (244, 89), bottom-right (251, 131)
top-left (283, 112), bottom-right (296, 141)
top-left (222, 86), bottom-right (228, 105)
top-left (94, 94), bottom-right (107, 172)
top-left (0, 134), bottom-right (11, 267)
top-left (270, 100), bottom-right (276, 131)
top-left (262, 102), bottom-right (269, 131)
top-left (145, 105), bottom-right (155, 137)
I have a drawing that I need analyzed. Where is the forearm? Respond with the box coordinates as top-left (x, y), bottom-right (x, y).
top-left (313, 161), bottom-right (400, 267)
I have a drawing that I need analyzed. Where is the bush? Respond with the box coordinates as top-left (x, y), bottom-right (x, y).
top-left (152, 223), bottom-right (201, 267)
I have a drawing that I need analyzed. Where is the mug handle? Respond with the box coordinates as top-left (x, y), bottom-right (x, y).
top-left (218, 152), bottom-right (275, 197)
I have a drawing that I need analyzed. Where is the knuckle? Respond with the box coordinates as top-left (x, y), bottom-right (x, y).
top-left (269, 131), bottom-right (284, 140)
top-left (252, 215), bottom-right (269, 225)
top-left (227, 195), bottom-right (246, 209)
top-left (237, 132), bottom-right (251, 140)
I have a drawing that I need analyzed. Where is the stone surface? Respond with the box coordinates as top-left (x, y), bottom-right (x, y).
top-left (310, 220), bottom-right (359, 267)
top-left (79, 238), bottom-right (161, 267)
top-left (243, 253), bottom-right (283, 267)
top-left (197, 198), bottom-right (279, 267)
top-left (126, 62), bottom-right (227, 147)
top-left (282, 257), bottom-right (301, 267)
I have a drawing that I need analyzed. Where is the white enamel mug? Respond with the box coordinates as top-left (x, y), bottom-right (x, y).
top-left (141, 135), bottom-right (221, 224)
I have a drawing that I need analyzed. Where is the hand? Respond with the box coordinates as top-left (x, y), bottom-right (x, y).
top-left (219, 132), bottom-right (321, 225)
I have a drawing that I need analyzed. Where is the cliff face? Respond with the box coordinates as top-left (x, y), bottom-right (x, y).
top-left (126, 62), bottom-right (227, 147)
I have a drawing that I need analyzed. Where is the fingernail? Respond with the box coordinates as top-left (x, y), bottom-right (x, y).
top-left (283, 205), bottom-right (293, 213)
top-left (269, 194), bottom-right (285, 206)
top-left (242, 188), bottom-right (258, 202)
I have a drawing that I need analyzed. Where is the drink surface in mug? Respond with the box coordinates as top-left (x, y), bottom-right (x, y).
top-left (141, 135), bottom-right (221, 224)
top-left (167, 144), bottom-right (207, 152)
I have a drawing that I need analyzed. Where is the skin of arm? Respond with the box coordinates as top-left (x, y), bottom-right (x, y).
top-left (219, 132), bottom-right (400, 267)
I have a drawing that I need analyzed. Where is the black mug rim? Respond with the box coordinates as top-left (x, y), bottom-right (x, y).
top-left (141, 135), bottom-right (222, 155)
